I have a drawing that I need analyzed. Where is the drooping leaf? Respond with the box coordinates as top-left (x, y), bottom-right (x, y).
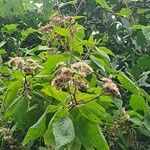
top-left (76, 116), bottom-right (109, 150)
top-left (23, 105), bottom-right (59, 145)
top-left (53, 117), bottom-right (75, 149)
top-left (44, 107), bottom-right (68, 146)
top-left (4, 81), bottom-right (22, 107)
top-left (90, 55), bottom-right (105, 71)
top-left (117, 72), bottom-right (139, 94)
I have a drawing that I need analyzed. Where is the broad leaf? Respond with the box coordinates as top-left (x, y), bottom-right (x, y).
top-left (41, 86), bottom-right (70, 102)
top-left (53, 117), bottom-right (75, 149)
top-left (39, 54), bottom-right (65, 75)
top-left (76, 117), bottom-right (109, 150)
top-left (23, 105), bottom-right (59, 145)
top-left (117, 72), bottom-right (139, 94)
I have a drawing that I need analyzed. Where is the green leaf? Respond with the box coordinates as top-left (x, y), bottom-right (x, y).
top-left (21, 28), bottom-right (37, 37)
top-left (137, 8), bottom-right (150, 14)
top-left (90, 55), bottom-right (105, 71)
top-left (143, 111), bottom-right (150, 132)
top-left (53, 117), bottom-right (75, 149)
top-left (130, 94), bottom-right (148, 113)
top-left (0, 41), bottom-right (6, 48)
top-left (99, 47), bottom-right (115, 56)
top-left (0, 49), bottom-right (6, 55)
top-left (79, 101), bottom-right (106, 123)
top-left (39, 54), bottom-right (65, 75)
top-left (4, 96), bottom-right (22, 119)
top-left (79, 106), bottom-right (102, 123)
top-left (44, 107), bottom-right (68, 146)
top-left (4, 81), bottom-right (22, 107)
top-left (23, 105), bottom-right (59, 145)
top-left (23, 113), bottom-right (46, 145)
top-left (96, 47), bottom-right (110, 61)
top-left (131, 55), bottom-right (150, 79)
top-left (118, 8), bottom-right (132, 17)
top-left (2, 24), bottom-right (17, 33)
top-left (68, 137), bottom-right (81, 150)
top-left (95, 0), bottom-right (112, 11)
top-left (117, 72), bottom-right (139, 94)
top-left (13, 98), bottom-right (28, 129)
top-left (76, 117), bottom-right (109, 150)
top-left (54, 26), bottom-right (71, 37)
top-left (142, 26), bottom-right (150, 41)
top-left (76, 88), bottom-right (101, 102)
top-left (130, 24), bottom-right (145, 30)
top-left (41, 86), bottom-right (70, 102)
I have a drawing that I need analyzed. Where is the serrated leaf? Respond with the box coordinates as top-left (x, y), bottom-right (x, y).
top-left (53, 117), bottom-right (75, 149)
top-left (79, 106), bottom-right (101, 123)
top-left (96, 47), bottom-right (110, 61)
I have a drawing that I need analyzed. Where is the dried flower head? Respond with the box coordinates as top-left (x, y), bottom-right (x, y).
top-left (9, 57), bottom-right (25, 69)
top-left (26, 58), bottom-right (36, 65)
top-left (23, 65), bottom-right (32, 75)
top-left (101, 77), bottom-right (121, 97)
top-left (51, 67), bottom-right (72, 89)
top-left (71, 61), bottom-right (93, 77)
top-left (74, 80), bottom-right (88, 92)
top-left (33, 65), bottom-right (43, 73)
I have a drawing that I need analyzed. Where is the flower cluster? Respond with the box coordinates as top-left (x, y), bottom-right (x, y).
top-left (52, 67), bottom-right (72, 89)
top-left (9, 57), bottom-right (25, 70)
top-left (9, 57), bottom-right (43, 75)
top-left (101, 77), bottom-right (121, 97)
top-left (52, 61), bottom-right (93, 91)
top-left (38, 16), bottom-right (73, 33)
top-left (71, 61), bottom-right (94, 77)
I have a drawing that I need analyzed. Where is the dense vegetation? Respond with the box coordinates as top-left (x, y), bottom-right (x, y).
top-left (0, 0), bottom-right (150, 149)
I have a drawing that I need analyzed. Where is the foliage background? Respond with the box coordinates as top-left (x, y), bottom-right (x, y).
top-left (0, 0), bottom-right (150, 150)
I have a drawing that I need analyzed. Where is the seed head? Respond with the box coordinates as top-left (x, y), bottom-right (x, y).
top-left (71, 61), bottom-right (93, 77)
top-left (9, 57), bottom-right (25, 69)
top-left (101, 77), bottom-right (121, 97)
